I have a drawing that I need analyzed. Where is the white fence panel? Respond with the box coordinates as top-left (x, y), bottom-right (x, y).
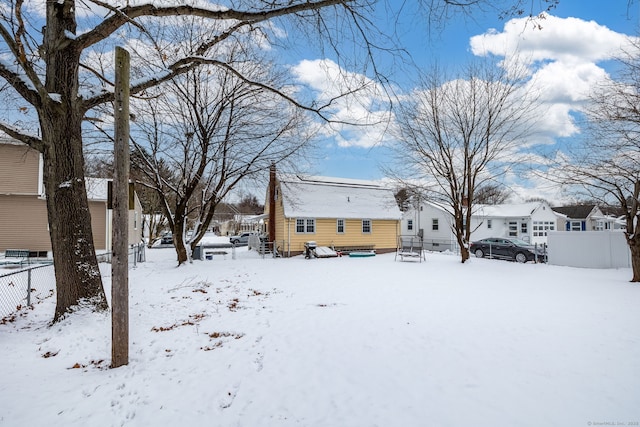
top-left (547, 231), bottom-right (630, 269)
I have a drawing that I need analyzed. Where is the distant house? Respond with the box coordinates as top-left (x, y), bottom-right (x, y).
top-left (402, 200), bottom-right (560, 248)
top-left (264, 166), bottom-right (401, 256)
top-left (470, 201), bottom-right (560, 245)
top-left (401, 201), bottom-right (458, 252)
top-left (0, 136), bottom-right (143, 254)
top-left (552, 205), bottom-right (624, 232)
top-left (219, 213), bottom-right (267, 236)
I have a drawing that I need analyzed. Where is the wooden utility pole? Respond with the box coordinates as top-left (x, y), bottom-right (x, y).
top-left (112, 46), bottom-right (130, 368)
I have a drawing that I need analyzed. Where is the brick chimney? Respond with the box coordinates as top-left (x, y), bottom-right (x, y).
top-left (268, 161), bottom-right (276, 243)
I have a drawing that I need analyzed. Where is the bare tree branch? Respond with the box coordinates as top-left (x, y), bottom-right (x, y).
top-left (76, 0), bottom-right (351, 50)
top-left (0, 121), bottom-right (43, 151)
top-left (0, 23), bottom-right (43, 107)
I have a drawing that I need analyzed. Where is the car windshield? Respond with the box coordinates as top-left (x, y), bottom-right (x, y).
top-left (508, 238), bottom-right (532, 246)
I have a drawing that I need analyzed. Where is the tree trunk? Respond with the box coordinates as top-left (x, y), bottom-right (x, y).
top-left (628, 237), bottom-right (640, 282)
top-left (173, 210), bottom-right (189, 265)
top-left (40, 108), bottom-right (109, 321)
top-left (460, 243), bottom-right (470, 263)
top-left (42, 0), bottom-right (108, 322)
top-left (453, 212), bottom-right (470, 263)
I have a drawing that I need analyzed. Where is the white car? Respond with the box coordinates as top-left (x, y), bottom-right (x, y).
top-left (229, 232), bottom-right (255, 245)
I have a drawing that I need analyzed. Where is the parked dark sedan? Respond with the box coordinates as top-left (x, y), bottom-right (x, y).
top-left (470, 237), bottom-right (546, 263)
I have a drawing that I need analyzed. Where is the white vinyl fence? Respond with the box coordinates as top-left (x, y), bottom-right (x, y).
top-left (547, 231), bottom-right (630, 269)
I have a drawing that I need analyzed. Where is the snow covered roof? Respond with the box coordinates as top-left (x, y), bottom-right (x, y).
top-left (279, 175), bottom-right (402, 220)
top-left (473, 202), bottom-right (551, 218)
top-left (0, 135), bottom-right (27, 147)
top-left (85, 177), bottom-right (109, 201)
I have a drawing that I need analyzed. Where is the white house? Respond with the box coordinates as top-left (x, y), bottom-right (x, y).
top-left (470, 202), bottom-right (560, 245)
top-left (402, 200), bottom-right (560, 250)
top-left (401, 201), bottom-right (457, 252)
top-left (552, 205), bottom-right (625, 232)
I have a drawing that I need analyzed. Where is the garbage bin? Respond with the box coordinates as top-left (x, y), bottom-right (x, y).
top-left (304, 241), bottom-right (317, 259)
top-left (193, 245), bottom-right (202, 260)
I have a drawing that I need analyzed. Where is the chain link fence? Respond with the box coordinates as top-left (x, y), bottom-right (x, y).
top-left (1, 244), bottom-right (146, 320)
top-left (0, 263), bottom-right (56, 319)
top-left (95, 242), bottom-right (146, 266)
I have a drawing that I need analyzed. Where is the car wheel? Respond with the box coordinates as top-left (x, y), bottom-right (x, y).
top-left (474, 248), bottom-right (484, 258)
top-left (515, 252), bottom-right (528, 263)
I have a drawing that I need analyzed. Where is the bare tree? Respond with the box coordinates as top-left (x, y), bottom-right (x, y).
top-left (392, 59), bottom-right (537, 262)
top-left (548, 37), bottom-right (640, 281)
top-left (236, 193), bottom-right (265, 215)
top-left (0, 0), bottom-right (390, 321)
top-left (474, 183), bottom-right (511, 204)
top-left (131, 54), bottom-right (313, 264)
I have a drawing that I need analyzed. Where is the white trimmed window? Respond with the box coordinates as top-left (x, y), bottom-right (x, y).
top-left (296, 218), bottom-right (316, 234)
top-left (407, 219), bottom-right (413, 231)
top-left (532, 221), bottom-right (555, 237)
top-left (337, 219), bottom-right (345, 234)
top-left (362, 219), bottom-right (372, 234)
top-left (432, 218), bottom-right (439, 231)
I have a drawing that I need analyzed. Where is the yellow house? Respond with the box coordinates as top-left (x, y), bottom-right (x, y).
top-left (265, 165), bottom-right (401, 257)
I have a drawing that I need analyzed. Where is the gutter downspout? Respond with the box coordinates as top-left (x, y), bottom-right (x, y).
top-left (287, 218), bottom-right (291, 257)
top-left (268, 162), bottom-right (276, 249)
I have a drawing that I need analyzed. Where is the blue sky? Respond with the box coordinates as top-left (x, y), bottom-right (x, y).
top-left (1, 0), bottom-right (637, 203)
top-left (292, 0), bottom-right (640, 201)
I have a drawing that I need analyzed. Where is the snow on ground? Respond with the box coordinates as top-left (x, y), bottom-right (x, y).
top-left (1, 235), bottom-right (639, 427)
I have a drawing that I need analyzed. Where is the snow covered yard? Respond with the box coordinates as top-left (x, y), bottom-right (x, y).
top-left (1, 241), bottom-right (639, 427)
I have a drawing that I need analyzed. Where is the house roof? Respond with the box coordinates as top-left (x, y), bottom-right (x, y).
top-left (473, 202), bottom-right (550, 218)
top-left (86, 177), bottom-right (109, 201)
top-left (0, 136), bottom-right (28, 147)
top-left (551, 205), bottom-right (596, 219)
top-left (599, 205), bottom-right (626, 218)
top-left (279, 175), bottom-right (402, 220)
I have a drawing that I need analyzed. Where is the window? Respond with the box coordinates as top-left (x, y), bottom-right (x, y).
top-left (508, 221), bottom-right (518, 237)
top-left (134, 212), bottom-right (138, 230)
top-left (306, 218), bottom-right (315, 233)
top-left (570, 221), bottom-right (582, 231)
top-left (337, 219), bottom-right (345, 234)
top-left (521, 222), bottom-right (528, 234)
top-left (296, 218), bottom-right (315, 234)
top-left (362, 219), bottom-right (372, 234)
top-left (595, 220), bottom-right (610, 231)
top-left (532, 221), bottom-right (555, 237)
top-left (432, 218), bottom-right (439, 231)
top-left (487, 219), bottom-right (492, 229)
top-left (407, 219), bottom-right (413, 231)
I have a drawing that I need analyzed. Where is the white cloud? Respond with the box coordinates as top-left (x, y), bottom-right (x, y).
top-left (470, 14), bottom-right (633, 64)
top-left (470, 14), bottom-right (637, 148)
top-left (291, 59), bottom-right (395, 149)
